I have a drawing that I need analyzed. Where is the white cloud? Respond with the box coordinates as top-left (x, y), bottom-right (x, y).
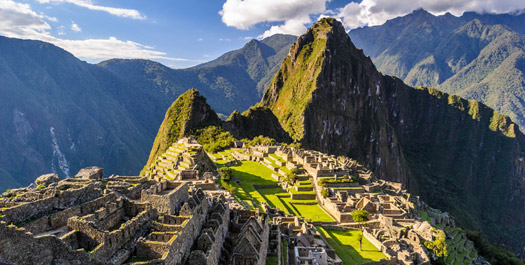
top-left (37, 0), bottom-right (146, 20)
top-left (0, 0), bottom-right (51, 39)
top-left (45, 15), bottom-right (58, 22)
top-left (0, 0), bottom-right (186, 62)
top-left (220, 0), bottom-right (326, 37)
top-left (57, 25), bottom-right (65, 35)
top-left (219, 0), bottom-right (525, 36)
top-left (219, 37), bottom-right (231, 42)
top-left (336, 0), bottom-right (525, 29)
top-left (54, 37), bottom-right (189, 61)
top-left (70, 21), bottom-right (81, 32)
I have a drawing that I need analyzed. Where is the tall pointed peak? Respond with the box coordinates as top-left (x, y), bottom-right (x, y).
top-left (261, 17), bottom-right (375, 140)
top-left (144, 88), bottom-right (221, 170)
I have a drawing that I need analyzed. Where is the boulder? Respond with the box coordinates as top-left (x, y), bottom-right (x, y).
top-left (34, 173), bottom-right (60, 186)
top-left (75, 167), bottom-right (104, 180)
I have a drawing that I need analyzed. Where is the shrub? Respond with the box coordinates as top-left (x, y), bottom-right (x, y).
top-left (286, 169), bottom-right (297, 185)
top-left (195, 126), bottom-right (236, 153)
top-left (351, 210), bottom-right (369, 223)
top-left (218, 167), bottom-right (233, 182)
top-left (245, 135), bottom-right (276, 147)
top-left (321, 188), bottom-right (329, 198)
top-left (424, 229), bottom-right (447, 258)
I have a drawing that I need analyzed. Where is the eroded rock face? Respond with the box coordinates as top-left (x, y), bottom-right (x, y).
top-left (35, 173), bottom-right (60, 186)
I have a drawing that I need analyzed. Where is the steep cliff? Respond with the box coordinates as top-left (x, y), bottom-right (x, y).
top-left (224, 106), bottom-right (291, 143)
top-left (262, 18), bottom-right (525, 250)
top-left (145, 89), bottom-right (221, 169)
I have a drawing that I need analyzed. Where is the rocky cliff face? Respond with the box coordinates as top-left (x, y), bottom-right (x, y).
top-left (145, 89), bottom-right (221, 169)
top-left (262, 18), bottom-right (525, 250)
top-left (262, 18), bottom-right (408, 184)
top-left (224, 106), bottom-right (291, 143)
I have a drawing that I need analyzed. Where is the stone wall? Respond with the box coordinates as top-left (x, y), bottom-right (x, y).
top-left (141, 182), bottom-right (189, 215)
top-left (1, 183), bottom-right (103, 224)
top-left (290, 193), bottom-right (316, 200)
top-left (0, 222), bottom-right (105, 265)
top-left (363, 229), bottom-right (389, 256)
top-left (137, 193), bottom-right (210, 265)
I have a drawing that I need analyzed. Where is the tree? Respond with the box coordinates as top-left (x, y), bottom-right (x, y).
top-left (195, 126), bottom-right (236, 153)
top-left (321, 188), bottom-right (329, 198)
top-left (218, 167), bottom-right (233, 182)
top-left (246, 135), bottom-right (276, 147)
top-left (357, 234), bottom-right (363, 251)
top-left (286, 168), bottom-right (297, 185)
top-left (351, 210), bottom-right (369, 223)
top-left (223, 182), bottom-right (237, 194)
top-left (424, 229), bottom-right (448, 258)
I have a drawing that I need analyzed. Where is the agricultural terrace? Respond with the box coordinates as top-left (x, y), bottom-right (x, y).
top-left (214, 150), bottom-right (334, 222)
top-left (317, 227), bottom-right (387, 264)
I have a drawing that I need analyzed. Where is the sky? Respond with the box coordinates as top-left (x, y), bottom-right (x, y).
top-left (1, 0), bottom-right (524, 69)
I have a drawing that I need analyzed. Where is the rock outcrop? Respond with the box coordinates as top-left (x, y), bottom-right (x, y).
top-left (225, 106), bottom-right (291, 143)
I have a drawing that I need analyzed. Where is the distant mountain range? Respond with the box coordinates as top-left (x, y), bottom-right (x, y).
top-left (350, 9), bottom-right (525, 130)
top-left (0, 34), bottom-right (296, 190)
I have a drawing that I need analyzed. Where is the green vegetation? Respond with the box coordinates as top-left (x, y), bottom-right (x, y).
top-left (466, 231), bottom-right (524, 265)
top-left (317, 227), bottom-right (386, 264)
top-left (262, 18), bottom-right (333, 141)
top-left (36, 185), bottom-right (46, 189)
top-left (196, 126), bottom-right (236, 153)
top-left (424, 229), bottom-right (448, 258)
top-left (265, 254), bottom-right (279, 265)
top-left (216, 160), bottom-right (334, 222)
top-left (321, 188), bottom-right (329, 198)
top-left (284, 169), bottom-right (297, 185)
top-left (351, 210), bottom-right (369, 223)
top-left (319, 177), bottom-right (354, 186)
top-left (144, 89), bottom-right (221, 171)
top-left (218, 167), bottom-right (233, 182)
top-left (244, 135), bottom-right (276, 147)
top-left (281, 240), bottom-right (288, 265)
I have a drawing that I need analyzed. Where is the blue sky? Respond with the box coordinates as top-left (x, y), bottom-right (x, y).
top-left (1, 0), bottom-right (524, 68)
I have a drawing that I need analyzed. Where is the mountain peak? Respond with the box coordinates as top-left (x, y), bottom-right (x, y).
top-left (411, 8), bottom-right (432, 16)
top-left (144, 88), bottom-right (221, 170)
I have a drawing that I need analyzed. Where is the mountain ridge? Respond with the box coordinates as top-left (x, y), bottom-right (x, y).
top-left (0, 34), bottom-right (296, 191)
top-left (349, 9), bottom-right (525, 132)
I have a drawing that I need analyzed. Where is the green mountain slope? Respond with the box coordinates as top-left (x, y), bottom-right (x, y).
top-left (0, 34), bottom-right (295, 191)
top-left (349, 9), bottom-right (525, 130)
top-left (263, 18), bottom-right (525, 254)
top-left (145, 89), bottom-right (221, 169)
top-left (99, 34), bottom-right (297, 117)
top-left (0, 36), bottom-right (151, 189)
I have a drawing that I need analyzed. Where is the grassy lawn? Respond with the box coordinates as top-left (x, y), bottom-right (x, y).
top-left (317, 227), bottom-right (387, 265)
top-left (219, 160), bottom-right (335, 222)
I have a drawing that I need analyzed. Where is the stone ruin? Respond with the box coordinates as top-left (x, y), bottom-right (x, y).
top-left (144, 140), bottom-right (219, 191)
top-left (0, 141), bottom-right (486, 265)
top-left (0, 167), bottom-right (228, 265)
